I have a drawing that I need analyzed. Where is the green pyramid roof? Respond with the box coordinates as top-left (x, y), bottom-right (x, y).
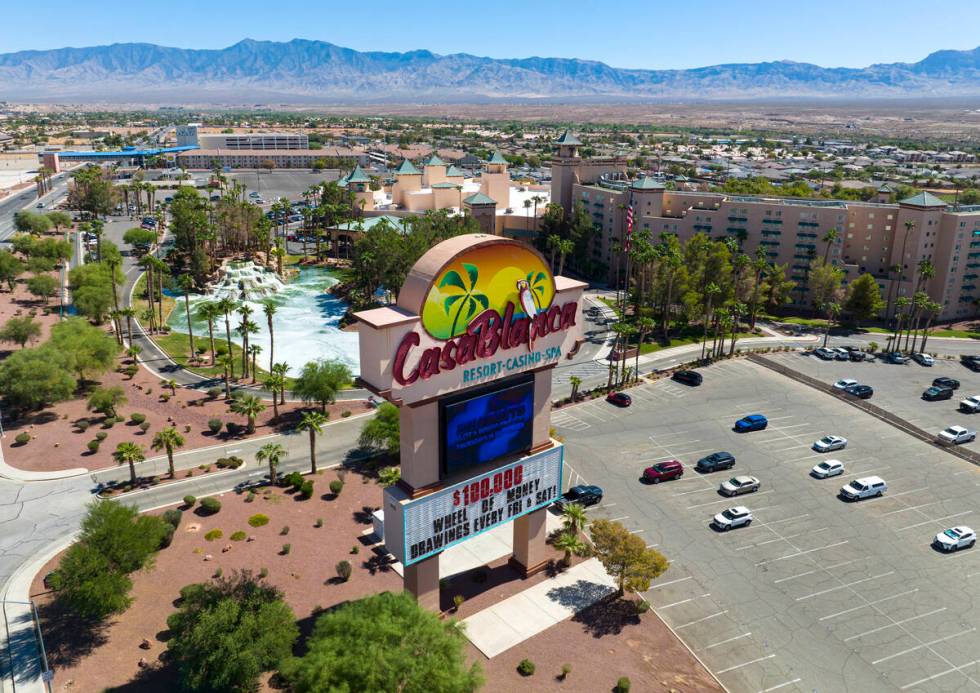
top-left (345, 164), bottom-right (371, 184)
top-left (423, 153), bottom-right (446, 166)
top-left (487, 151), bottom-right (509, 165)
top-left (464, 192), bottom-right (496, 205)
top-left (446, 165), bottom-right (465, 177)
top-left (899, 191), bottom-right (947, 208)
top-left (555, 131), bottom-right (583, 146)
top-left (394, 159), bottom-right (421, 175)
top-left (631, 177), bottom-right (665, 190)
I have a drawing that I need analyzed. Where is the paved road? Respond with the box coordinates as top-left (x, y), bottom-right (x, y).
top-left (556, 359), bottom-right (980, 693)
top-left (0, 172), bottom-right (72, 242)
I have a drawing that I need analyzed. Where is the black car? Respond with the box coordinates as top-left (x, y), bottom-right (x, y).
top-left (672, 369), bottom-right (703, 386)
top-left (849, 351), bottom-right (869, 362)
top-left (933, 377), bottom-right (960, 390)
top-left (922, 386), bottom-right (954, 401)
top-left (845, 383), bottom-right (874, 399)
top-left (882, 351), bottom-right (907, 364)
top-left (696, 451), bottom-right (736, 473)
top-left (559, 485), bottom-right (603, 508)
top-left (961, 355), bottom-right (980, 372)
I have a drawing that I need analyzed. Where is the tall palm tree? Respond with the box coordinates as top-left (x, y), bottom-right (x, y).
top-left (297, 410), bottom-right (328, 474)
top-left (249, 344), bottom-right (262, 383)
top-left (195, 301), bottom-right (220, 365)
top-left (885, 263), bottom-right (902, 320)
top-left (218, 354), bottom-right (233, 399)
top-left (522, 198), bottom-right (532, 232)
top-left (151, 427), bottom-right (185, 478)
top-left (262, 300), bottom-right (277, 373)
top-left (113, 442), bottom-right (145, 486)
top-left (272, 362), bottom-right (289, 405)
top-left (633, 317), bottom-right (654, 382)
top-left (263, 374), bottom-right (284, 419)
top-left (895, 220), bottom-right (916, 315)
top-left (256, 442), bottom-right (286, 483)
top-left (229, 393), bottom-right (266, 434)
top-left (700, 283), bottom-right (721, 361)
top-left (821, 227), bottom-right (839, 264)
top-left (892, 296), bottom-right (911, 351)
top-left (556, 239), bottom-right (575, 276)
top-left (177, 274), bottom-right (195, 358)
top-left (237, 303), bottom-right (255, 377)
top-left (918, 300), bottom-right (942, 353)
top-left (216, 297), bottom-right (236, 378)
top-left (569, 375), bottom-right (582, 402)
top-left (119, 307), bottom-right (136, 346)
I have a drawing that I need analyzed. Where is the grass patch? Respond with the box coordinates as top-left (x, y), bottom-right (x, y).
top-left (150, 332), bottom-right (297, 386)
top-left (132, 272), bottom-right (177, 324)
top-left (598, 297), bottom-right (622, 318)
top-left (922, 327), bottom-right (980, 339)
top-left (637, 331), bottom-right (755, 355)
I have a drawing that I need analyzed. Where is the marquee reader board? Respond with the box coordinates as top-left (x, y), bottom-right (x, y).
top-left (384, 444), bottom-right (564, 567)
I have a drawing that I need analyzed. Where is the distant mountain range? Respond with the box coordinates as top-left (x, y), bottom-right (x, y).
top-left (1, 39), bottom-right (980, 103)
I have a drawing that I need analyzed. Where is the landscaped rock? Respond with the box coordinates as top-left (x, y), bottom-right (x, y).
top-left (246, 535), bottom-right (255, 542)
top-left (137, 657), bottom-right (148, 668)
top-left (139, 639), bottom-right (151, 650)
top-left (203, 554), bottom-right (213, 561)
top-left (221, 544), bottom-right (232, 553)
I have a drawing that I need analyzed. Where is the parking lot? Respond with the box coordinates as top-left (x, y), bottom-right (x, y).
top-left (768, 349), bottom-right (980, 451)
top-left (556, 358), bottom-right (980, 693)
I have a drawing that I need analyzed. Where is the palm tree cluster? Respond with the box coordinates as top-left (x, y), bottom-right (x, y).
top-left (890, 259), bottom-right (941, 354)
top-left (192, 295), bottom-right (283, 388)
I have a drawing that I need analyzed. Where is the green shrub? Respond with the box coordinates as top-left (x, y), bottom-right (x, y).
top-left (102, 418), bottom-right (115, 429)
top-left (635, 600), bottom-right (650, 614)
top-left (614, 677), bottom-right (631, 693)
top-left (341, 410), bottom-right (351, 418)
top-left (130, 412), bottom-right (146, 425)
top-left (284, 471), bottom-right (303, 490)
top-left (335, 560), bottom-right (352, 582)
top-left (314, 518), bottom-right (323, 528)
top-left (225, 421), bottom-right (241, 435)
top-left (162, 509), bottom-right (183, 528)
top-left (230, 531), bottom-right (247, 541)
top-left (452, 594), bottom-right (464, 611)
top-left (183, 495), bottom-right (196, 508)
top-left (87, 440), bottom-right (100, 453)
top-left (248, 513), bottom-right (270, 527)
top-left (204, 529), bottom-right (223, 541)
top-left (227, 456), bottom-right (244, 468)
top-left (207, 418), bottom-right (222, 434)
top-left (207, 387), bottom-right (222, 400)
top-left (95, 431), bottom-right (108, 441)
top-left (329, 479), bottom-right (344, 495)
top-left (139, 421), bottom-right (151, 433)
top-left (281, 543), bottom-right (291, 555)
top-left (14, 432), bottom-right (30, 445)
top-left (215, 457), bottom-right (230, 468)
top-left (350, 545), bottom-right (359, 555)
top-left (280, 525), bottom-right (290, 536)
top-left (76, 419), bottom-right (90, 432)
top-left (199, 497), bottom-right (221, 514)
top-left (114, 415), bottom-right (125, 424)
top-left (517, 659), bottom-right (535, 677)
top-left (159, 523), bottom-right (176, 549)
top-left (245, 491), bottom-right (255, 503)
top-left (258, 567), bottom-right (268, 579)
top-left (299, 480), bottom-right (314, 499)
top-left (559, 664), bottom-right (571, 680)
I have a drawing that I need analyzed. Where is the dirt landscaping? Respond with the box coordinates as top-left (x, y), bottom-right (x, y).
top-left (3, 353), bottom-right (370, 473)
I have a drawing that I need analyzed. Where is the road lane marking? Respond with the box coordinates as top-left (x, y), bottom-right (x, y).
top-left (843, 607), bottom-right (947, 642)
top-left (880, 501), bottom-right (941, 516)
top-left (658, 593), bottom-right (711, 609)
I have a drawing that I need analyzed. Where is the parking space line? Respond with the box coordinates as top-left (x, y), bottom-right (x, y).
top-left (872, 627), bottom-right (977, 665)
top-left (675, 610), bottom-right (728, 629)
top-left (688, 489), bottom-right (774, 509)
top-left (755, 540), bottom-right (848, 566)
top-left (758, 679), bottom-right (803, 693)
top-left (737, 527), bottom-right (828, 551)
top-left (772, 444), bottom-right (812, 452)
top-left (672, 486), bottom-right (719, 497)
top-left (819, 588), bottom-right (919, 621)
top-left (629, 529), bottom-right (645, 534)
top-left (702, 632), bottom-right (752, 650)
top-left (837, 466), bottom-right (890, 480)
top-left (899, 658), bottom-right (980, 690)
top-left (658, 593), bottom-right (711, 609)
top-left (715, 654), bottom-right (776, 675)
top-left (898, 510), bottom-right (974, 531)
top-left (648, 576), bottom-right (693, 590)
top-left (880, 501), bottom-right (941, 516)
top-left (843, 607), bottom-right (947, 642)
top-left (608, 515), bottom-right (629, 522)
top-left (795, 571), bottom-right (895, 601)
top-left (773, 557), bottom-right (865, 584)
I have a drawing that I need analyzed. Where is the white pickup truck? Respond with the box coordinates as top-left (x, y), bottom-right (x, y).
top-left (959, 395), bottom-right (980, 413)
top-left (937, 425), bottom-right (977, 445)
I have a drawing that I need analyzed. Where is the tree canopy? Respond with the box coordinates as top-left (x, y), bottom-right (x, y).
top-left (293, 359), bottom-right (351, 412)
top-left (281, 591), bottom-right (483, 693)
top-left (590, 518), bottom-right (669, 596)
top-left (358, 402), bottom-right (400, 456)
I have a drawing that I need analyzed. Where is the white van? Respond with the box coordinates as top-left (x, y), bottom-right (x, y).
top-left (840, 476), bottom-right (887, 501)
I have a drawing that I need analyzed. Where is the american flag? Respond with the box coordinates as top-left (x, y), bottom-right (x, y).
top-left (624, 205), bottom-right (634, 252)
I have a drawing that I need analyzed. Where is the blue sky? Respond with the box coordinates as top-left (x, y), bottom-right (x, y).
top-left (4, 0), bottom-right (979, 70)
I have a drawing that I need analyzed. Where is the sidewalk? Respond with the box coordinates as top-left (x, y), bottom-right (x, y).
top-left (462, 558), bottom-right (617, 658)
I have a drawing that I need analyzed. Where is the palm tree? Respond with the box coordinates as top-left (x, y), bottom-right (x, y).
top-left (821, 227), bottom-right (839, 264)
top-left (218, 354), bottom-right (233, 399)
top-left (562, 502), bottom-right (589, 536)
top-left (195, 301), bottom-right (221, 364)
top-left (113, 442), bottom-right (145, 486)
top-left (297, 410), bottom-right (328, 474)
top-left (885, 263), bottom-right (902, 320)
top-left (126, 345), bottom-right (142, 363)
top-left (522, 198), bottom-right (532, 231)
top-left (633, 317), bottom-right (654, 382)
top-left (166, 379), bottom-right (178, 397)
top-left (569, 375), bottom-right (582, 402)
top-left (216, 297), bottom-right (236, 378)
top-left (918, 300), bottom-right (943, 353)
top-left (263, 374), bottom-right (284, 419)
top-left (556, 239), bottom-right (575, 276)
top-left (262, 300), bottom-right (277, 373)
top-left (611, 322), bottom-right (635, 387)
top-left (237, 304), bottom-right (255, 377)
top-left (554, 531), bottom-right (588, 568)
top-left (249, 344), bottom-right (262, 383)
top-left (151, 427), bottom-right (185, 478)
top-left (892, 296), bottom-right (911, 351)
top-left (439, 264), bottom-right (489, 338)
top-left (272, 362), bottom-right (289, 405)
top-left (822, 302), bottom-right (841, 348)
top-left (894, 220), bottom-right (916, 316)
top-left (547, 234), bottom-right (561, 272)
top-left (229, 394), bottom-right (266, 434)
top-left (700, 283), bottom-right (721, 361)
top-left (256, 442), bottom-right (286, 483)
top-left (177, 274), bottom-right (195, 358)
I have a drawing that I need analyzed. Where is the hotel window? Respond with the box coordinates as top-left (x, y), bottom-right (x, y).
top-left (869, 213), bottom-right (875, 219)
top-left (887, 214), bottom-right (894, 220)
top-left (849, 222), bottom-right (855, 228)
top-left (886, 225), bottom-right (891, 231)
top-left (847, 233), bottom-right (853, 239)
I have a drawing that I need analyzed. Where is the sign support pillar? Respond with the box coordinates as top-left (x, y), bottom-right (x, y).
top-left (404, 553), bottom-right (441, 611)
top-left (508, 506), bottom-right (550, 578)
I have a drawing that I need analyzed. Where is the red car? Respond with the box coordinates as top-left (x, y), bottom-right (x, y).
top-left (643, 459), bottom-right (683, 484)
top-left (606, 392), bottom-right (632, 407)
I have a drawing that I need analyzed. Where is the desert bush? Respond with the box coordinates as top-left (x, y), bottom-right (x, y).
top-left (102, 418), bottom-right (115, 429)
top-left (230, 531), bottom-right (247, 541)
top-left (284, 471), bottom-right (303, 490)
top-left (314, 518), bottom-right (323, 528)
top-left (199, 497), bottom-right (221, 514)
top-left (183, 495), bottom-right (196, 508)
top-left (14, 432), bottom-right (30, 445)
top-left (350, 545), bottom-right (359, 555)
top-left (76, 419), bottom-right (90, 432)
top-left (635, 600), bottom-right (650, 614)
top-left (341, 410), bottom-right (351, 418)
top-left (335, 560), bottom-right (352, 582)
top-left (245, 491), bottom-right (255, 503)
top-left (225, 422), bottom-right (241, 435)
top-left (281, 543), bottom-right (291, 555)
top-left (248, 513), bottom-right (270, 527)
top-left (517, 659), bottom-right (535, 676)
top-left (280, 525), bottom-right (290, 536)
top-left (139, 421), bottom-right (151, 433)
top-left (207, 418), bottom-right (222, 434)
top-left (329, 479), bottom-right (344, 495)
top-left (159, 523), bottom-right (176, 549)
top-left (95, 431), bottom-right (108, 441)
top-left (614, 677), bottom-right (631, 693)
top-left (206, 387), bottom-right (221, 400)
top-left (452, 594), bottom-right (464, 611)
top-left (87, 440), bottom-right (100, 453)
top-left (129, 412), bottom-right (146, 425)
top-left (204, 529), bottom-right (223, 541)
top-left (162, 509), bottom-right (183, 528)
top-left (299, 480), bottom-right (314, 499)
top-left (559, 664), bottom-right (572, 680)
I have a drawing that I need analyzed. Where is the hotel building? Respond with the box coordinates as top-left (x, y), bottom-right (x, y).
top-left (551, 133), bottom-right (980, 322)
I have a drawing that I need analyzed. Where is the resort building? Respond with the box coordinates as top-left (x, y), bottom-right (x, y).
top-left (551, 132), bottom-right (980, 322)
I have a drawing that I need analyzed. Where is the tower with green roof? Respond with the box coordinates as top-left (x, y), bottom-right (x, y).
top-left (480, 151), bottom-right (510, 211)
top-left (392, 158), bottom-right (422, 208)
top-left (343, 163), bottom-right (375, 212)
top-left (421, 152), bottom-right (447, 187)
top-left (463, 191), bottom-right (497, 235)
